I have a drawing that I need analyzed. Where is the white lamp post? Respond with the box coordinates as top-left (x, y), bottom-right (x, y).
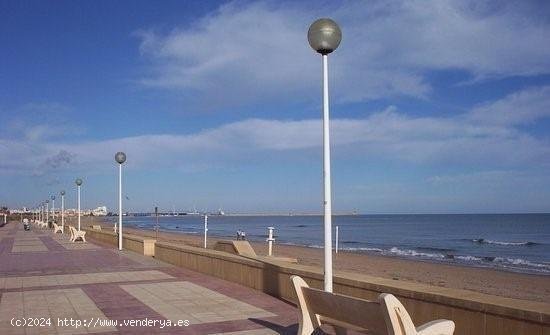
top-left (204, 214), bottom-right (208, 248)
top-left (45, 200), bottom-right (49, 224)
top-left (308, 18), bottom-right (342, 293)
top-left (75, 178), bottom-right (82, 231)
top-left (115, 152), bottom-right (126, 251)
top-left (51, 195), bottom-right (56, 222)
top-left (60, 191), bottom-right (65, 233)
top-left (335, 225), bottom-right (339, 254)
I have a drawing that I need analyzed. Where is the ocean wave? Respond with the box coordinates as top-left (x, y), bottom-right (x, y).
top-left (493, 257), bottom-right (550, 269)
top-left (416, 246), bottom-right (456, 252)
top-left (471, 238), bottom-right (538, 246)
top-left (386, 247), bottom-right (445, 259)
top-left (341, 247), bottom-right (383, 252)
top-left (455, 255), bottom-right (483, 262)
top-left (384, 248), bottom-right (550, 273)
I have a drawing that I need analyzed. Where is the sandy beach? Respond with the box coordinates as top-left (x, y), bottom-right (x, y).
top-left (69, 216), bottom-right (550, 304)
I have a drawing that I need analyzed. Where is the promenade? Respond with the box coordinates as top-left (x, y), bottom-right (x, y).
top-left (0, 222), bottom-right (297, 334)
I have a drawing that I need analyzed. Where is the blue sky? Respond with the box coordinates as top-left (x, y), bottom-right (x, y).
top-left (1, 0), bottom-right (550, 214)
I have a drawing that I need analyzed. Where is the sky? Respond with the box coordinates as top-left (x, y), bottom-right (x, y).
top-left (1, 0), bottom-right (550, 214)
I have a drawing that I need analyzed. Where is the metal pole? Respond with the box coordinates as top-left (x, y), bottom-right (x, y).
top-left (52, 199), bottom-right (55, 222)
top-left (77, 185), bottom-right (81, 231)
top-left (322, 54), bottom-right (333, 292)
top-left (267, 227), bottom-right (275, 256)
top-left (155, 206), bottom-right (159, 240)
top-left (46, 202), bottom-right (49, 223)
top-left (118, 163), bottom-right (122, 250)
top-left (204, 215), bottom-right (208, 248)
top-left (61, 194), bottom-right (65, 233)
top-left (335, 225), bottom-right (339, 253)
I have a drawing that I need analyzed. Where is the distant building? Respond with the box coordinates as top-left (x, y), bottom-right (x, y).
top-left (91, 206), bottom-right (108, 216)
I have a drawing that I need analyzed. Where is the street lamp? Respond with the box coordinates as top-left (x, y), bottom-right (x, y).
top-left (115, 152), bottom-right (126, 251)
top-left (60, 190), bottom-right (65, 233)
top-left (51, 195), bottom-right (56, 222)
top-left (75, 178), bottom-right (83, 231)
top-left (45, 199), bottom-right (49, 224)
top-left (308, 18), bottom-right (342, 293)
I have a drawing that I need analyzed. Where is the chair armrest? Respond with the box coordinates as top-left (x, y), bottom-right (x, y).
top-left (417, 320), bottom-right (455, 335)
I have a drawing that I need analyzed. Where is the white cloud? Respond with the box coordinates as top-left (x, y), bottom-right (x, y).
top-left (3, 86), bottom-right (550, 178)
top-left (468, 86), bottom-right (550, 126)
top-left (2, 103), bottom-right (83, 142)
top-left (137, 0), bottom-right (550, 107)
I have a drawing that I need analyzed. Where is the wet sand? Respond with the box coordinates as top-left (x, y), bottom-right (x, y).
top-left (82, 217), bottom-right (550, 303)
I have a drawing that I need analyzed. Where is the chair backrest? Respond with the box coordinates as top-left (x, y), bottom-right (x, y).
top-left (378, 293), bottom-right (417, 335)
top-left (291, 275), bottom-right (386, 335)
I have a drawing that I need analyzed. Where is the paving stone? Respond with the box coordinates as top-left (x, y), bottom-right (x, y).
top-left (0, 223), bottom-right (297, 334)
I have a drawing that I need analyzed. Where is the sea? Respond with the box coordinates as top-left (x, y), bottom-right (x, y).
top-left (104, 214), bottom-right (550, 275)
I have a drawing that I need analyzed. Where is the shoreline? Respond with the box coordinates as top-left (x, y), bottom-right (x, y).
top-left (84, 217), bottom-right (550, 303)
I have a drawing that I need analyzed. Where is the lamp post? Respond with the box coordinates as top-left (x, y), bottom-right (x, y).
top-left (75, 178), bottom-right (82, 231)
top-left (204, 214), bottom-right (208, 248)
top-left (45, 200), bottom-right (49, 224)
top-left (51, 195), bottom-right (56, 223)
top-left (335, 225), bottom-right (339, 254)
top-left (115, 152), bottom-right (126, 251)
top-left (308, 18), bottom-right (342, 293)
top-left (60, 191), bottom-right (65, 233)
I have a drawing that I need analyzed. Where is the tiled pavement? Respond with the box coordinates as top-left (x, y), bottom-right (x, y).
top-left (0, 222), bottom-right (297, 334)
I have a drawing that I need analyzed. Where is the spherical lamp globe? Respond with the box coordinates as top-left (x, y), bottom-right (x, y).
top-left (75, 178), bottom-right (83, 186)
top-left (115, 152), bottom-right (126, 164)
top-left (307, 18), bottom-right (342, 55)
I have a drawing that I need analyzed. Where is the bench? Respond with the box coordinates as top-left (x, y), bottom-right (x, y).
top-left (69, 226), bottom-right (86, 242)
top-left (291, 275), bottom-right (455, 335)
top-left (52, 223), bottom-right (63, 234)
top-left (379, 293), bottom-right (455, 335)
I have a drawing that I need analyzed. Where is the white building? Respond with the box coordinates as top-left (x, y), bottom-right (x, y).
top-left (91, 206), bottom-right (108, 216)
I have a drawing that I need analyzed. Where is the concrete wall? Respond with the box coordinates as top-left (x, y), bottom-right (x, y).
top-left (83, 228), bottom-right (550, 335)
top-left (83, 227), bottom-right (155, 256)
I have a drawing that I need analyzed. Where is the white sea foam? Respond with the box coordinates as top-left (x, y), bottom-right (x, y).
top-left (472, 238), bottom-right (537, 246)
top-left (341, 247), bottom-right (383, 252)
top-left (455, 255), bottom-right (483, 262)
top-left (494, 257), bottom-right (550, 269)
top-left (386, 247), bottom-right (445, 259)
